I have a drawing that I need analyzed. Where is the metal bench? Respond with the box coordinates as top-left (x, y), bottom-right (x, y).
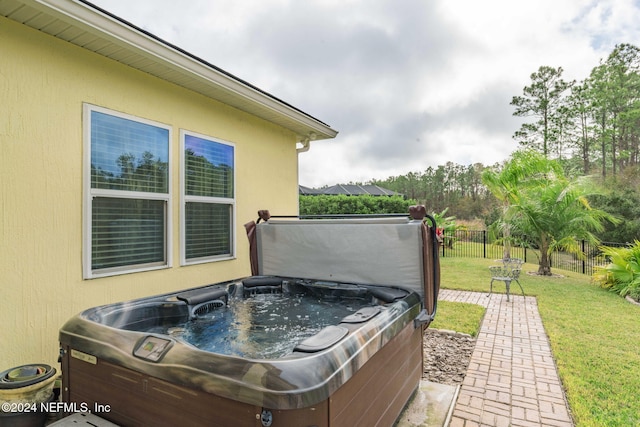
top-left (488, 258), bottom-right (524, 301)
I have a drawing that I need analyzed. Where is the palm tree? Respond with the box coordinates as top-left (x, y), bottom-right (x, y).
top-left (482, 150), bottom-right (560, 260)
top-left (510, 174), bottom-right (618, 275)
top-left (485, 150), bottom-right (618, 275)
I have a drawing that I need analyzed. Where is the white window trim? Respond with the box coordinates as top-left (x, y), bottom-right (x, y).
top-left (180, 129), bottom-right (236, 266)
top-left (82, 103), bottom-right (173, 279)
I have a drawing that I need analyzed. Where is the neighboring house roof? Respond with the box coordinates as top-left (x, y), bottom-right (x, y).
top-left (298, 185), bottom-right (324, 195)
top-left (1, 0), bottom-right (337, 141)
top-left (300, 184), bottom-right (401, 196)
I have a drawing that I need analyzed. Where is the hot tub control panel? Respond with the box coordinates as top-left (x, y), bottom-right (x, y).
top-left (133, 336), bottom-right (173, 362)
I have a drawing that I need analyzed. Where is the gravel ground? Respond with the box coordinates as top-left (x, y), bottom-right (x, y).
top-left (422, 328), bottom-right (476, 386)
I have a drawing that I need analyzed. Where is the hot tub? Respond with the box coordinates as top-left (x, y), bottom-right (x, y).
top-left (60, 208), bottom-right (439, 426)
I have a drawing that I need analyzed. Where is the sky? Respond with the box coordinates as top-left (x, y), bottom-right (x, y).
top-left (90, 0), bottom-right (640, 188)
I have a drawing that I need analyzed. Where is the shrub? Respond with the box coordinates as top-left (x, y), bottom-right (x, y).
top-left (593, 241), bottom-right (640, 301)
top-left (299, 195), bottom-right (416, 216)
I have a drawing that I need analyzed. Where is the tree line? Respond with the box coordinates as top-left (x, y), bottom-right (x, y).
top-left (511, 43), bottom-right (640, 178)
top-left (370, 162), bottom-right (496, 222)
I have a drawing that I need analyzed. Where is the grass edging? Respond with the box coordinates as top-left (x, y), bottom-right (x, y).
top-left (429, 300), bottom-right (485, 337)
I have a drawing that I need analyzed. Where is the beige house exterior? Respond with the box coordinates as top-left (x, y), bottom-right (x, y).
top-left (0, 0), bottom-right (336, 370)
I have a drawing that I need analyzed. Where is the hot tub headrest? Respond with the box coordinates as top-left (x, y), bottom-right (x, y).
top-left (293, 325), bottom-right (349, 353)
top-left (176, 288), bottom-right (228, 306)
top-left (368, 287), bottom-right (409, 303)
top-left (241, 276), bottom-right (284, 288)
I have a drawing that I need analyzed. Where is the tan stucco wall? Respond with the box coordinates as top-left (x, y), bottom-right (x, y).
top-left (0, 17), bottom-right (300, 369)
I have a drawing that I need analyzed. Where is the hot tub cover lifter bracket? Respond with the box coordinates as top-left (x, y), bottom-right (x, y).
top-left (409, 207), bottom-right (439, 328)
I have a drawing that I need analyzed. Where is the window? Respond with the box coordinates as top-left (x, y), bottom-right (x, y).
top-left (83, 104), bottom-right (171, 278)
top-left (181, 130), bottom-right (235, 264)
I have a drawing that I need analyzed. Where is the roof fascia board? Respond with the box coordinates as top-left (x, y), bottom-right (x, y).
top-left (21, 0), bottom-right (337, 140)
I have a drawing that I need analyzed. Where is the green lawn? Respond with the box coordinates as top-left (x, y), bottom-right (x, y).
top-left (440, 240), bottom-right (611, 276)
top-left (429, 300), bottom-right (485, 337)
top-left (437, 257), bottom-right (640, 427)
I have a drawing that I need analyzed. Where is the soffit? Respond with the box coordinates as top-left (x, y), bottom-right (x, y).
top-left (0, 0), bottom-right (338, 140)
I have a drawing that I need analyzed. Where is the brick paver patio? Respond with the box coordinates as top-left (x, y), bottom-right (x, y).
top-left (439, 290), bottom-right (574, 427)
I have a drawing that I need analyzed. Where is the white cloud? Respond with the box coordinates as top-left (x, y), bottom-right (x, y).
top-left (91, 0), bottom-right (640, 187)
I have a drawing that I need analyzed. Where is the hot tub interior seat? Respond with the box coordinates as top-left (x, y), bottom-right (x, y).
top-left (95, 302), bottom-right (189, 332)
top-left (290, 306), bottom-right (384, 353)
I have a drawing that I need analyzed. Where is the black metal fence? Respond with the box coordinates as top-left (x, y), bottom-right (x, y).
top-left (440, 230), bottom-right (628, 276)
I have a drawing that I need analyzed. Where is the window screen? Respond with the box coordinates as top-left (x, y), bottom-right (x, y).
top-left (92, 198), bottom-right (166, 270)
top-left (183, 133), bottom-right (235, 262)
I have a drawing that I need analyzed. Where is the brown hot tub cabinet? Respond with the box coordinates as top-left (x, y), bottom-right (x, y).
top-left (60, 208), bottom-right (439, 426)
